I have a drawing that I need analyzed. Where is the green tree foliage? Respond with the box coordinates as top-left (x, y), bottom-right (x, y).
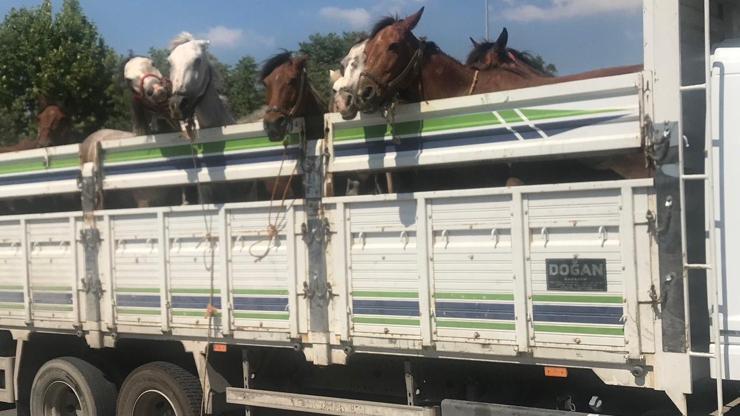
top-left (527, 53), bottom-right (558, 76)
top-left (299, 32), bottom-right (366, 105)
top-left (0, 0), bottom-right (123, 143)
top-left (224, 56), bottom-right (263, 120)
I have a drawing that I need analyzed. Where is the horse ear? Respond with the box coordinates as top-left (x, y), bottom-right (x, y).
top-left (329, 69), bottom-right (341, 84)
top-left (496, 28), bottom-right (508, 49)
top-left (401, 6), bottom-right (424, 32)
top-left (469, 37), bottom-right (479, 47)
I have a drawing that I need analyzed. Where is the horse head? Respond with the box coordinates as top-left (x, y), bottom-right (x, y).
top-left (260, 52), bottom-right (309, 141)
top-left (124, 56), bottom-right (170, 111)
top-left (331, 39), bottom-right (367, 120)
top-left (466, 29), bottom-right (553, 78)
top-left (36, 104), bottom-right (71, 147)
top-left (167, 32), bottom-right (212, 121)
top-left (356, 7), bottom-right (425, 113)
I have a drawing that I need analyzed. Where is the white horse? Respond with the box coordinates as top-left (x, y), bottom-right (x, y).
top-left (329, 39), bottom-right (367, 120)
top-left (123, 57), bottom-right (178, 135)
top-left (167, 32), bottom-right (234, 129)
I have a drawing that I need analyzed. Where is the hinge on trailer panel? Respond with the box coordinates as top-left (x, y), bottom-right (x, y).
top-left (300, 218), bottom-right (334, 245)
top-left (646, 196), bottom-right (673, 237)
top-left (645, 120), bottom-right (671, 166)
top-left (639, 283), bottom-right (663, 318)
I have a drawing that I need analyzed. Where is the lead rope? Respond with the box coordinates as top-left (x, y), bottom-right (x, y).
top-left (248, 134), bottom-right (300, 261)
top-left (181, 129), bottom-right (217, 416)
top-left (467, 70), bottom-right (480, 95)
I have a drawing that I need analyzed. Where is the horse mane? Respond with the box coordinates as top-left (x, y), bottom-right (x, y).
top-left (170, 32), bottom-right (195, 51)
top-left (260, 50), bottom-right (294, 81)
top-left (369, 16), bottom-right (399, 39)
top-left (465, 39), bottom-right (552, 77)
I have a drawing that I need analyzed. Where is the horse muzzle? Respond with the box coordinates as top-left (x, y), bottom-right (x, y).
top-left (336, 90), bottom-right (359, 120)
top-left (168, 95), bottom-right (194, 121)
top-left (263, 115), bottom-right (291, 142)
top-left (356, 78), bottom-right (381, 113)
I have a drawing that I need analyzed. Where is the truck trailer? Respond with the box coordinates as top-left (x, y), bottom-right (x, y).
top-left (0, 0), bottom-right (738, 415)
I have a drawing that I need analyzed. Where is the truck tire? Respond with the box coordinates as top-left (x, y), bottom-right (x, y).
top-left (29, 356), bottom-right (117, 416)
top-left (116, 361), bottom-right (202, 416)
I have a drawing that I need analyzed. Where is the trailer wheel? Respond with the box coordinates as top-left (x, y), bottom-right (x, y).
top-left (29, 357), bottom-right (116, 416)
top-left (117, 361), bottom-right (202, 416)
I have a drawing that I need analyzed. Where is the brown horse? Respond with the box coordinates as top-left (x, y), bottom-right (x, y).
top-left (357, 8), bottom-right (643, 110)
top-left (0, 104), bottom-right (72, 153)
top-left (261, 52), bottom-right (326, 142)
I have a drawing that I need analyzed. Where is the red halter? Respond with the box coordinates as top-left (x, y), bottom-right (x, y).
top-left (133, 73), bottom-right (171, 113)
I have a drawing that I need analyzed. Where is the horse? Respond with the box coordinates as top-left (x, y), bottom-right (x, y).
top-left (123, 56), bottom-right (179, 135)
top-left (465, 31), bottom-right (643, 85)
top-left (355, 9), bottom-right (649, 182)
top-left (329, 39), bottom-right (368, 121)
top-left (167, 32), bottom-right (235, 130)
top-left (357, 8), bottom-right (643, 110)
top-left (0, 103), bottom-right (72, 154)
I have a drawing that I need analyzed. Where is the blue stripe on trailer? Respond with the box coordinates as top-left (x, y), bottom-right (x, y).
top-left (171, 296), bottom-right (221, 310)
top-left (0, 169), bottom-right (78, 187)
top-left (116, 294), bottom-right (161, 308)
top-left (533, 304), bottom-right (623, 325)
top-left (352, 300), bottom-right (420, 317)
top-left (0, 292), bottom-right (24, 303)
top-left (104, 147), bottom-right (301, 176)
top-left (333, 115), bottom-right (623, 158)
top-left (233, 297), bottom-right (289, 312)
top-left (435, 302), bottom-right (515, 321)
top-left (33, 292), bottom-right (72, 305)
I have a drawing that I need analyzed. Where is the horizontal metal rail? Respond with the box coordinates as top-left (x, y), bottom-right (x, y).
top-left (226, 388), bottom-right (438, 416)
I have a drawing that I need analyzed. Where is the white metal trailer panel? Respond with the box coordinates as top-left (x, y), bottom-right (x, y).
top-left (325, 179), bottom-right (655, 365)
top-left (325, 73), bottom-right (644, 174)
top-left (712, 39), bottom-right (740, 380)
top-left (97, 122), bottom-right (304, 191)
top-left (0, 144), bottom-right (81, 199)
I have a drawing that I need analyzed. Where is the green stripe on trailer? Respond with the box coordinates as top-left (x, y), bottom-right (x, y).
top-left (0, 155), bottom-right (78, 175)
top-left (532, 294), bottom-right (623, 304)
top-left (534, 324), bottom-right (624, 336)
top-left (436, 320), bottom-right (515, 331)
top-left (0, 285), bottom-right (24, 291)
top-left (434, 292), bottom-right (514, 301)
top-left (332, 107), bottom-right (623, 142)
top-left (352, 316), bottom-right (420, 326)
top-left (170, 288), bottom-right (221, 295)
top-left (31, 286), bottom-right (73, 292)
top-left (0, 303), bottom-right (24, 310)
top-left (351, 291), bottom-right (419, 299)
top-left (518, 108), bottom-right (619, 121)
top-left (117, 308), bottom-right (161, 316)
top-left (116, 287), bottom-right (161, 294)
top-left (103, 134), bottom-right (300, 164)
top-left (34, 305), bottom-right (73, 312)
top-left (232, 289), bottom-right (289, 296)
top-left (171, 310), bottom-right (222, 317)
top-left (234, 312), bottom-right (290, 320)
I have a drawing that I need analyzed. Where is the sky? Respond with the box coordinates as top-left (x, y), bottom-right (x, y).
top-left (0, 0), bottom-right (644, 75)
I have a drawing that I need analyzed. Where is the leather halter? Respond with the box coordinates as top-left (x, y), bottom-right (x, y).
top-left (360, 39), bottom-right (425, 100)
top-left (265, 67), bottom-right (308, 120)
top-left (132, 73), bottom-right (171, 113)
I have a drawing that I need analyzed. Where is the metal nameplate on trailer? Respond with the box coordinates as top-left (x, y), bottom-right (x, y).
top-left (546, 258), bottom-right (607, 292)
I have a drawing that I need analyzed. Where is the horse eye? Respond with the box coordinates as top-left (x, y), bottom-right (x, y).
top-left (388, 42), bottom-right (400, 52)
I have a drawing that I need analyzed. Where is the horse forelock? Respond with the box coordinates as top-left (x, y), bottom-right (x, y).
top-left (260, 51), bottom-right (294, 81)
top-left (465, 40), bottom-right (497, 66)
top-left (369, 16), bottom-right (400, 39)
top-left (124, 57), bottom-right (161, 82)
top-left (170, 32), bottom-right (195, 51)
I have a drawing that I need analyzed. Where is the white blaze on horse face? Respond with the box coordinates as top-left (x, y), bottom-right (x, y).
top-left (124, 57), bottom-right (165, 99)
top-left (332, 40), bottom-right (367, 113)
top-left (168, 39), bottom-right (210, 97)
